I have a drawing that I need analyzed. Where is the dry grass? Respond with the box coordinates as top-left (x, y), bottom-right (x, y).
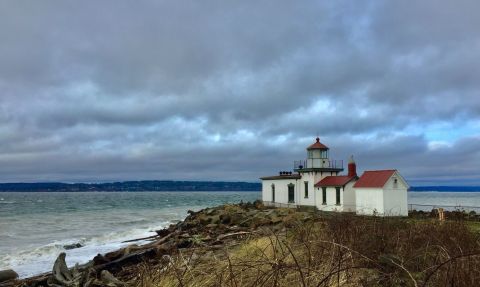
top-left (134, 213), bottom-right (480, 287)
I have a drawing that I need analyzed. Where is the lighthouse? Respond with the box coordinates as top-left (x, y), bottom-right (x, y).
top-left (260, 136), bottom-right (408, 216)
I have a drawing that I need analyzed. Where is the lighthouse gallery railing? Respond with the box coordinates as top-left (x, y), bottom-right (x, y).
top-left (293, 159), bottom-right (344, 170)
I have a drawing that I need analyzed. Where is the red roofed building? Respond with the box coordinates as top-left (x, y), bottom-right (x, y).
top-left (260, 137), bottom-right (409, 216)
top-left (354, 170), bottom-right (409, 216)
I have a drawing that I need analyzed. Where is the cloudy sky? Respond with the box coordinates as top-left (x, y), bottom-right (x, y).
top-left (0, 1), bottom-right (479, 185)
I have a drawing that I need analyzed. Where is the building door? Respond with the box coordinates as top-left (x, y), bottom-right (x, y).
top-left (288, 184), bottom-right (295, 203)
top-left (271, 184), bottom-right (275, 202)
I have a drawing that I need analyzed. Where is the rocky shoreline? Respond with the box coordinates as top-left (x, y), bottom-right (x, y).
top-left (1, 200), bottom-right (312, 287)
top-left (3, 202), bottom-right (480, 286)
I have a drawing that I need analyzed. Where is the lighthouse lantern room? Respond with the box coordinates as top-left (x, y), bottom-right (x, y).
top-left (294, 137), bottom-right (344, 172)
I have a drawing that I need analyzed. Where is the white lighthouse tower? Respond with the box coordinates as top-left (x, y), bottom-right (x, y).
top-left (293, 137), bottom-right (344, 206)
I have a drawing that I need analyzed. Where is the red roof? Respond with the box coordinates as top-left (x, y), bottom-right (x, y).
top-left (315, 176), bottom-right (356, 187)
top-left (353, 170), bottom-right (396, 188)
top-left (307, 137), bottom-right (329, 150)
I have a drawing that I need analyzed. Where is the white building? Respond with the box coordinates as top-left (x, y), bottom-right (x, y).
top-left (354, 170), bottom-right (409, 216)
top-left (260, 138), bottom-right (409, 216)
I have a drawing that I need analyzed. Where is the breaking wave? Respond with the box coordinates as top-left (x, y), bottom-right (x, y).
top-left (0, 222), bottom-right (170, 278)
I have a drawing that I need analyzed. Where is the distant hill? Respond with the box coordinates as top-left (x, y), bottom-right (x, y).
top-left (0, 181), bottom-right (478, 192)
top-left (0, 181), bottom-right (262, 192)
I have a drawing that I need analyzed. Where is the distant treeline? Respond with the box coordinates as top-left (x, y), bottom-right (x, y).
top-left (0, 181), bottom-right (478, 192)
top-left (0, 181), bottom-right (262, 192)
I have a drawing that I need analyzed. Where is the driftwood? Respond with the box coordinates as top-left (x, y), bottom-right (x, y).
top-left (46, 252), bottom-right (82, 286)
top-left (217, 231), bottom-right (251, 241)
top-left (121, 234), bottom-right (159, 243)
top-left (94, 248), bottom-right (158, 274)
top-left (32, 253), bottom-right (128, 287)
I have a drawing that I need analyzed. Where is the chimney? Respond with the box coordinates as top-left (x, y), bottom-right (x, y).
top-left (348, 155), bottom-right (357, 177)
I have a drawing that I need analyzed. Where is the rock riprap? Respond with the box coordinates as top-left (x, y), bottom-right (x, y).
top-left (12, 200), bottom-right (316, 287)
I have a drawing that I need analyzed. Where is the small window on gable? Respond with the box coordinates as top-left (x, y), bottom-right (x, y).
top-left (393, 178), bottom-right (398, 189)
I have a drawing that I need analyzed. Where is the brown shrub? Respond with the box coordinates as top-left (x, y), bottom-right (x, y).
top-left (136, 213), bottom-right (480, 287)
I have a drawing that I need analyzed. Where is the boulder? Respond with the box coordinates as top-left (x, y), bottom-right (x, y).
top-left (156, 228), bottom-right (170, 237)
top-left (219, 214), bottom-right (231, 224)
top-left (100, 270), bottom-right (126, 286)
top-left (0, 269), bottom-right (18, 283)
top-left (63, 243), bottom-right (83, 250)
top-left (205, 208), bottom-right (216, 215)
top-left (206, 223), bottom-right (218, 229)
top-left (210, 215), bottom-right (221, 225)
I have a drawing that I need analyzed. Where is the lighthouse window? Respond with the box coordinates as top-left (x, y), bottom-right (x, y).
top-left (335, 187), bottom-right (341, 205)
top-left (393, 178), bottom-right (398, 188)
top-left (320, 150), bottom-right (328, 158)
top-left (304, 182), bottom-right (309, 198)
top-left (322, 187), bottom-right (327, 205)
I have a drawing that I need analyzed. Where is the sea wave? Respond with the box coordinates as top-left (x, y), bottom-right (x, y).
top-left (0, 221), bottom-right (171, 278)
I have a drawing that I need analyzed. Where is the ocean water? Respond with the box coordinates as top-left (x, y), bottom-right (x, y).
top-left (2, 191), bottom-right (480, 278)
top-left (0, 191), bottom-right (260, 278)
top-left (407, 192), bottom-right (480, 210)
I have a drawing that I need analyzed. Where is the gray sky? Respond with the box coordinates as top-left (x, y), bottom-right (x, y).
top-left (0, 1), bottom-right (479, 185)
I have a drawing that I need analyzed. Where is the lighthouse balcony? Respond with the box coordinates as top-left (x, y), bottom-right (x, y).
top-left (294, 159), bottom-right (344, 172)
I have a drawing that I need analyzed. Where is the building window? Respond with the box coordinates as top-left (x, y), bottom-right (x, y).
top-left (322, 187), bottom-right (327, 205)
top-left (335, 187), bottom-right (341, 205)
top-left (304, 182), bottom-right (308, 198)
top-left (308, 150), bottom-right (313, 158)
top-left (288, 183), bottom-right (295, 203)
top-left (271, 184), bottom-right (275, 202)
top-left (393, 178), bottom-right (398, 188)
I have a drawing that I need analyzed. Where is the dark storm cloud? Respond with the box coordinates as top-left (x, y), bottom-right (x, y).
top-left (0, 1), bottom-right (479, 184)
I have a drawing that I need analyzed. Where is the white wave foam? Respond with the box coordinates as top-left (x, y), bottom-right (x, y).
top-left (0, 221), bottom-right (171, 278)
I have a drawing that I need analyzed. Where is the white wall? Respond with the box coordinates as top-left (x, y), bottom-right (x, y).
top-left (262, 171), bottom-right (336, 207)
top-left (297, 172), bottom-right (316, 206)
top-left (355, 188), bottom-right (384, 215)
top-left (315, 186), bottom-right (344, 212)
top-left (262, 179), bottom-right (300, 205)
top-left (383, 173), bottom-right (408, 216)
top-left (355, 172), bottom-right (408, 216)
top-left (343, 181), bottom-right (356, 212)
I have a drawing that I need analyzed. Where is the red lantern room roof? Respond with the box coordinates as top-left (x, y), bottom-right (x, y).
top-left (307, 137), bottom-right (329, 150)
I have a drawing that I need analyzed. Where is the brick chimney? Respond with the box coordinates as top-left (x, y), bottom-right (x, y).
top-left (348, 155), bottom-right (357, 177)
